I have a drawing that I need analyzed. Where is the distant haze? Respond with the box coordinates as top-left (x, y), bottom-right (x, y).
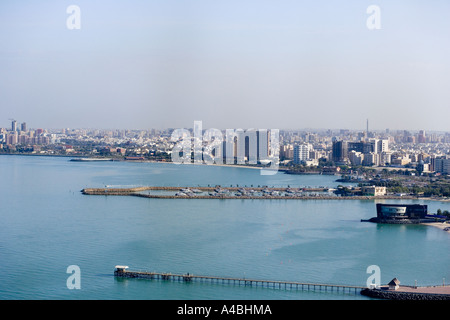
top-left (1, 1), bottom-right (449, 131)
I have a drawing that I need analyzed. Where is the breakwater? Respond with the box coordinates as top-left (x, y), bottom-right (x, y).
top-left (81, 186), bottom-right (417, 200)
top-left (361, 217), bottom-right (445, 224)
top-left (361, 287), bottom-right (450, 300)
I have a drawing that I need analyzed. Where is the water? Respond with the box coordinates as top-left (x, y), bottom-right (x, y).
top-left (0, 155), bottom-right (448, 300)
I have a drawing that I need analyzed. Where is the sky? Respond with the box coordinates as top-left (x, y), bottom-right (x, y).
top-left (0, 1), bottom-right (449, 131)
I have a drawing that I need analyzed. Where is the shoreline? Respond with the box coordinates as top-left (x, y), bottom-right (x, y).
top-left (421, 222), bottom-right (450, 233)
top-left (0, 153), bottom-right (273, 170)
top-left (3, 153), bottom-right (450, 203)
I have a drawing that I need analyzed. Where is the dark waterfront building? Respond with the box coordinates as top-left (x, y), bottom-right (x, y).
top-left (376, 204), bottom-right (427, 221)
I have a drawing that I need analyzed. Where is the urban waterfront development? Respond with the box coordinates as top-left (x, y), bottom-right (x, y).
top-left (1, 121), bottom-right (450, 300)
top-left (2, 1), bottom-right (450, 304)
top-left (3, 119), bottom-right (450, 201)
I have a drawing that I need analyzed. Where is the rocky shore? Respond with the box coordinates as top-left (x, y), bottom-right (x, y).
top-left (361, 287), bottom-right (450, 300)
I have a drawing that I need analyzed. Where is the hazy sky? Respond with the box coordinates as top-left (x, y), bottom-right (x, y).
top-left (1, 1), bottom-right (449, 131)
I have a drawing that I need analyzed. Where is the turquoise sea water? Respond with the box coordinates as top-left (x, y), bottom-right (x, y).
top-left (0, 155), bottom-right (448, 300)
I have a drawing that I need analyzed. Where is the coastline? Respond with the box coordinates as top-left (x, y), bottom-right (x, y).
top-left (0, 153), bottom-right (265, 170)
top-left (166, 161), bottom-right (266, 170)
top-left (2, 153), bottom-right (450, 203)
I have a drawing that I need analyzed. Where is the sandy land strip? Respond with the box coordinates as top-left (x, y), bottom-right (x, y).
top-left (421, 222), bottom-right (450, 233)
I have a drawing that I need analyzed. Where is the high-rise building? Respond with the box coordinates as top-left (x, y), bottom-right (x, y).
top-left (363, 152), bottom-right (379, 166)
top-left (348, 150), bottom-right (364, 166)
top-left (434, 158), bottom-right (450, 174)
top-left (418, 130), bottom-right (426, 143)
top-left (334, 138), bottom-right (389, 166)
top-left (256, 130), bottom-right (269, 162)
top-left (6, 132), bottom-right (18, 145)
top-left (380, 152), bottom-right (392, 166)
top-left (348, 141), bottom-right (364, 153)
top-left (332, 140), bottom-right (348, 163)
top-left (377, 139), bottom-right (389, 153)
top-left (21, 122), bottom-right (27, 132)
top-left (280, 145), bottom-right (293, 160)
top-left (11, 120), bottom-right (17, 132)
top-left (293, 143), bottom-right (312, 164)
top-left (224, 129), bottom-right (268, 164)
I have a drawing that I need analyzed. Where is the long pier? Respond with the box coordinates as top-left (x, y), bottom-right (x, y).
top-left (113, 266), bottom-right (365, 295)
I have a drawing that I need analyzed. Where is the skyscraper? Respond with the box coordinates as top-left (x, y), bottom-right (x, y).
top-left (11, 120), bottom-right (17, 132)
top-left (418, 130), bottom-right (426, 143)
top-left (332, 140), bottom-right (348, 163)
top-left (434, 158), bottom-right (450, 174)
top-left (293, 143), bottom-right (312, 164)
top-left (256, 130), bottom-right (269, 162)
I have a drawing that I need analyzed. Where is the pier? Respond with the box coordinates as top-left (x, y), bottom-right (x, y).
top-left (113, 266), bottom-right (365, 295)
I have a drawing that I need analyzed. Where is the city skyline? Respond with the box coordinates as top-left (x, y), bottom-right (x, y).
top-left (1, 1), bottom-right (450, 131)
top-left (1, 117), bottom-right (449, 134)
top-left (3, 115), bottom-right (450, 175)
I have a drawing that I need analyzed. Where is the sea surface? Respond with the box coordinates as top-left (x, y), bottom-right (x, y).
top-left (0, 155), bottom-right (448, 300)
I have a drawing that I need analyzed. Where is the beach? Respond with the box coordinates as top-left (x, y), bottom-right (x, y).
top-left (422, 222), bottom-right (450, 233)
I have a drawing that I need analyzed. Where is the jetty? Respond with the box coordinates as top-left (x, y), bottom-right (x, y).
top-left (114, 266), bottom-right (450, 300)
top-left (114, 266), bottom-right (365, 295)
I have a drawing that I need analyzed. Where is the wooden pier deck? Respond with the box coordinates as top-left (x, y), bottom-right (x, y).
top-left (113, 266), bottom-right (365, 295)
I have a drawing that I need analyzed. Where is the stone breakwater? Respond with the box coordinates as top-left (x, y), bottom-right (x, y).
top-left (361, 288), bottom-right (450, 300)
top-left (81, 186), bottom-right (416, 200)
top-left (82, 186), bottom-right (157, 195)
top-left (81, 186), bottom-right (326, 193)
